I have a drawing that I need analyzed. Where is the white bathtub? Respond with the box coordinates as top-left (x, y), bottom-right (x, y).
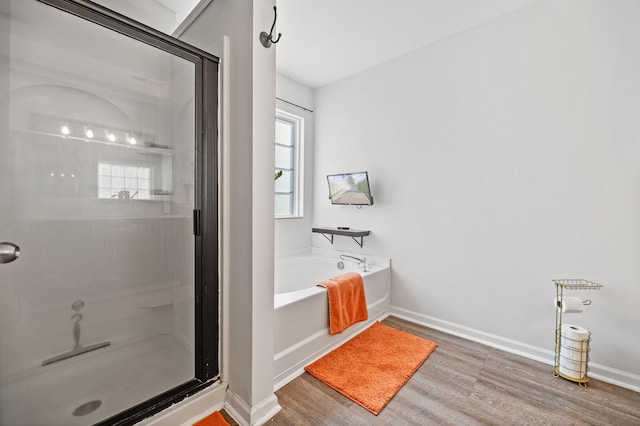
top-left (273, 248), bottom-right (391, 390)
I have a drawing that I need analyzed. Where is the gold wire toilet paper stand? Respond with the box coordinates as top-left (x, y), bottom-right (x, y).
top-left (553, 279), bottom-right (603, 388)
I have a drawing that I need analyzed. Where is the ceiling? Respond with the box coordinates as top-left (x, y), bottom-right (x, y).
top-left (89, 0), bottom-right (537, 89)
top-left (90, 0), bottom-right (205, 35)
top-left (275, 0), bottom-right (537, 88)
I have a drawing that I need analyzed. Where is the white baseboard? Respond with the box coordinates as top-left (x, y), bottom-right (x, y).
top-left (588, 363), bottom-right (640, 393)
top-left (389, 306), bottom-right (640, 393)
top-left (142, 381), bottom-right (227, 426)
top-left (225, 390), bottom-right (281, 426)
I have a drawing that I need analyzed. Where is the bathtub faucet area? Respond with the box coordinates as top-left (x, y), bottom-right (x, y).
top-left (338, 254), bottom-right (369, 272)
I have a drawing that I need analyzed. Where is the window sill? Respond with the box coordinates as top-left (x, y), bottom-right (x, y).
top-left (275, 215), bottom-right (304, 220)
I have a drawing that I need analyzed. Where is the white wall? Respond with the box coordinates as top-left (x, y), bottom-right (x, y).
top-left (312, 0), bottom-right (640, 389)
top-left (276, 72), bottom-right (314, 111)
top-left (275, 73), bottom-right (314, 253)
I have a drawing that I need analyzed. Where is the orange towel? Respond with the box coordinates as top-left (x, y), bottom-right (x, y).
top-left (318, 272), bottom-right (368, 335)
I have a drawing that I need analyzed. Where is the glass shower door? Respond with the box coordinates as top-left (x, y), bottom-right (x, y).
top-left (0, 1), bottom-right (211, 424)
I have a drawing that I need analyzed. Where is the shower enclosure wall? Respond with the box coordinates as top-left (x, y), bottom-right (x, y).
top-left (0, 1), bottom-right (219, 425)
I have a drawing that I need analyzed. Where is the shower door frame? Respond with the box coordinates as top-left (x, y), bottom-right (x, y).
top-left (32, 1), bottom-right (220, 424)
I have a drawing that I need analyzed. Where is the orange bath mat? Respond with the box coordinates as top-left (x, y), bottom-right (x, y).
top-left (304, 321), bottom-right (437, 415)
top-left (193, 410), bottom-right (230, 426)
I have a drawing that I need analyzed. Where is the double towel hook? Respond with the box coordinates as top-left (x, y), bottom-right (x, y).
top-left (260, 6), bottom-right (282, 48)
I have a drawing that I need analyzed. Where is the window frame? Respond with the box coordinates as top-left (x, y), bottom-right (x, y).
top-left (275, 109), bottom-right (304, 219)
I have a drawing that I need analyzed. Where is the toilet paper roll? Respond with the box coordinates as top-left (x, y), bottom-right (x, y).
top-left (561, 323), bottom-right (589, 348)
top-left (554, 296), bottom-right (584, 314)
top-left (559, 324), bottom-right (589, 379)
top-left (559, 358), bottom-right (587, 379)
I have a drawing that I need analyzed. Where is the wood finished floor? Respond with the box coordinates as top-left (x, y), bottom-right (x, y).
top-left (258, 316), bottom-right (640, 426)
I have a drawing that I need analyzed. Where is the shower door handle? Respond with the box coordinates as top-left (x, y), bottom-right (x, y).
top-left (0, 242), bottom-right (20, 264)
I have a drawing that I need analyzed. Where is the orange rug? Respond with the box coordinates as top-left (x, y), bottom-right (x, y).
top-left (305, 321), bottom-right (437, 415)
top-left (193, 410), bottom-right (230, 426)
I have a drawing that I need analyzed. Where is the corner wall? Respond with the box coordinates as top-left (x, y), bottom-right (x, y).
top-left (312, 0), bottom-right (640, 390)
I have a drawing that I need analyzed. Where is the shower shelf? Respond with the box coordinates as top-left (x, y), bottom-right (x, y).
top-left (18, 129), bottom-right (173, 155)
top-left (24, 214), bottom-right (192, 222)
top-left (312, 227), bottom-right (370, 248)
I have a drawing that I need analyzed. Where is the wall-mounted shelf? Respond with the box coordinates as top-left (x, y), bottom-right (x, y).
top-left (312, 227), bottom-right (370, 248)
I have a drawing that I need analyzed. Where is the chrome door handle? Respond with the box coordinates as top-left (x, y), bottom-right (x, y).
top-left (0, 242), bottom-right (20, 264)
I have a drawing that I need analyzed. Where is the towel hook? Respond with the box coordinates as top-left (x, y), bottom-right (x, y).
top-left (260, 6), bottom-right (282, 48)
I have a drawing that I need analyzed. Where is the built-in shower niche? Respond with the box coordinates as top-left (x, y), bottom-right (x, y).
top-left (8, 83), bottom-right (195, 219)
top-left (24, 111), bottom-right (174, 203)
top-left (28, 111), bottom-right (174, 197)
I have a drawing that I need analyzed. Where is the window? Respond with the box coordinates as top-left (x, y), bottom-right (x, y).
top-left (98, 162), bottom-right (152, 199)
top-left (275, 110), bottom-right (303, 217)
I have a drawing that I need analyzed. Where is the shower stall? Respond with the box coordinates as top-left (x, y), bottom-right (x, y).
top-left (0, 1), bottom-right (219, 424)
